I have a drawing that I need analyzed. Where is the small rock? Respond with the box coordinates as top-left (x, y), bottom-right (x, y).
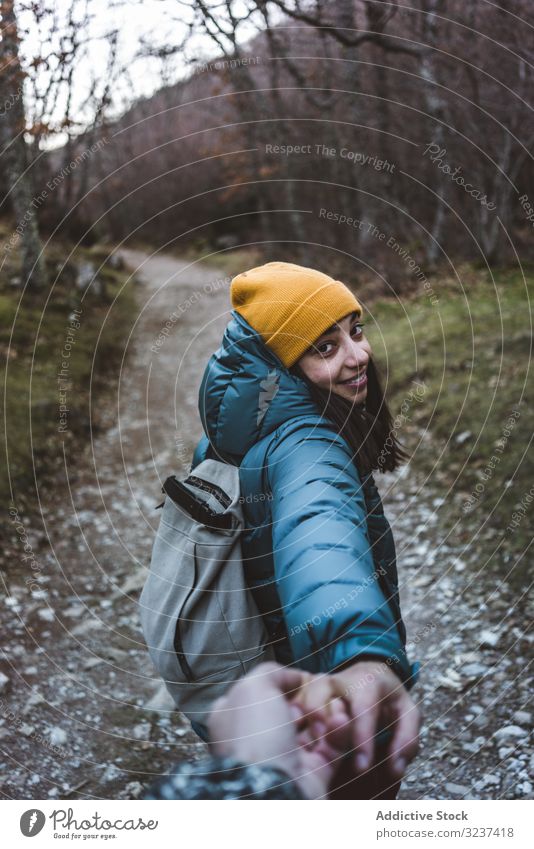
top-left (103, 647), bottom-right (129, 663)
top-left (132, 722), bottom-right (151, 741)
top-left (456, 651), bottom-right (480, 666)
top-left (83, 657), bottom-right (101, 670)
top-left (463, 663), bottom-right (488, 677)
top-left (112, 569), bottom-right (147, 598)
top-left (493, 726), bottom-right (526, 742)
top-left (481, 773), bottom-right (501, 786)
top-left (20, 724), bottom-right (35, 737)
top-left (124, 781), bottom-right (144, 798)
top-left (412, 573), bottom-right (434, 588)
top-left (63, 605), bottom-right (85, 618)
top-left (107, 252), bottom-right (125, 271)
top-left (102, 765), bottom-right (121, 783)
top-left (48, 727), bottom-right (68, 746)
top-left (498, 746), bottom-right (515, 758)
top-left (479, 629), bottom-right (500, 648)
top-left (455, 431), bottom-right (472, 444)
top-left (22, 690), bottom-right (44, 716)
top-left (517, 781), bottom-right (532, 796)
top-left (0, 671), bottom-right (9, 693)
top-left (436, 669), bottom-right (464, 691)
top-left (513, 711), bottom-right (532, 725)
top-left (463, 737), bottom-right (486, 754)
top-left (75, 260), bottom-right (96, 292)
top-left (5, 596), bottom-right (20, 608)
top-left (71, 620), bottom-right (101, 636)
top-left (445, 782), bottom-right (469, 796)
top-left (37, 608), bottom-right (55, 622)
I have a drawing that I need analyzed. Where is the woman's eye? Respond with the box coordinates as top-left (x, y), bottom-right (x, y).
top-left (351, 322), bottom-right (365, 337)
top-left (311, 323), bottom-right (365, 356)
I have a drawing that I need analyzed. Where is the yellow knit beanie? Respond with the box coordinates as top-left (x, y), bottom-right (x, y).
top-left (231, 261), bottom-right (363, 368)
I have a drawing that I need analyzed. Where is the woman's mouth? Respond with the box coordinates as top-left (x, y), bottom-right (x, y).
top-left (339, 371), bottom-right (367, 389)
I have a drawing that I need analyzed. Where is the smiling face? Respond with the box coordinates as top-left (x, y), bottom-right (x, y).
top-left (295, 310), bottom-right (372, 403)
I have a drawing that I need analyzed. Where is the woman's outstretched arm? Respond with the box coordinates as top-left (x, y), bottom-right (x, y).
top-left (266, 420), bottom-right (412, 685)
top-left (266, 420), bottom-right (420, 779)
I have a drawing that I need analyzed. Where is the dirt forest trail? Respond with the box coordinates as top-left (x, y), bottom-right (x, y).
top-left (1, 249), bottom-right (532, 800)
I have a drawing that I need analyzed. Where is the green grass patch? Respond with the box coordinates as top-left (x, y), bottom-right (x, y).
top-left (1, 231), bottom-right (137, 510)
top-left (371, 265), bottom-right (533, 582)
top-left (194, 246), bottom-right (264, 278)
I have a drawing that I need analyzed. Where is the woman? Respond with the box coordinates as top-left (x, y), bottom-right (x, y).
top-left (191, 261), bottom-right (420, 798)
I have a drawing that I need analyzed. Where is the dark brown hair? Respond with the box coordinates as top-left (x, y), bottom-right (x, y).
top-left (289, 357), bottom-right (410, 476)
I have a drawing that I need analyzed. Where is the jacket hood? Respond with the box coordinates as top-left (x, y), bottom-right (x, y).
top-left (198, 310), bottom-right (321, 461)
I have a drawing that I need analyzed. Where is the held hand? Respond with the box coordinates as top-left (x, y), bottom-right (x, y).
top-left (207, 661), bottom-right (349, 798)
top-left (291, 660), bottom-right (421, 779)
top-left (208, 661), bottom-right (305, 770)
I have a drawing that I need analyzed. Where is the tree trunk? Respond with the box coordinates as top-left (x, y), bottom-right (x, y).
top-left (336, 0), bottom-right (364, 245)
top-left (420, 0), bottom-right (449, 266)
top-left (0, 0), bottom-right (46, 290)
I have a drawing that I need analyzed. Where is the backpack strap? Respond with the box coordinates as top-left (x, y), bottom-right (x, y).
top-left (161, 475), bottom-right (235, 531)
top-left (154, 436), bottom-right (235, 506)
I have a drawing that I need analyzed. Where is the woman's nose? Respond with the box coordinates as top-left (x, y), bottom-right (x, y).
top-left (343, 337), bottom-right (368, 367)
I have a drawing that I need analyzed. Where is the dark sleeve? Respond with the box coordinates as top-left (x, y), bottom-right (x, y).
top-left (143, 755), bottom-right (306, 800)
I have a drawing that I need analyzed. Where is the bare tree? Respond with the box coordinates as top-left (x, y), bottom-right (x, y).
top-left (0, 0), bottom-right (47, 289)
top-left (262, 0), bottom-right (423, 55)
top-left (74, 0), bottom-right (534, 273)
top-left (418, 0), bottom-right (451, 265)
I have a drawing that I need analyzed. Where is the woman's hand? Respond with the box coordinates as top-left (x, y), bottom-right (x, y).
top-left (290, 660), bottom-right (421, 780)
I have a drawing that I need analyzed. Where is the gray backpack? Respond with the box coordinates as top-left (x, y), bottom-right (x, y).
top-left (139, 459), bottom-right (275, 729)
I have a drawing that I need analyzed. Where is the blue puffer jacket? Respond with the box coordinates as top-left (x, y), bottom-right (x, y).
top-left (191, 310), bottom-right (417, 689)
